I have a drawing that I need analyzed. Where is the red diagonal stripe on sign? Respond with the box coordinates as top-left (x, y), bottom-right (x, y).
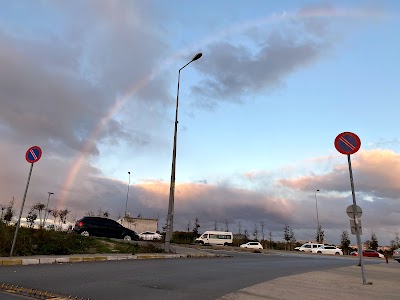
top-left (339, 136), bottom-right (356, 150)
top-left (30, 149), bottom-right (37, 160)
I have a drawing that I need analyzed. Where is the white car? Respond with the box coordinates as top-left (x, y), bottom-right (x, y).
top-left (312, 245), bottom-right (343, 255)
top-left (240, 242), bottom-right (263, 249)
top-left (139, 231), bottom-right (163, 241)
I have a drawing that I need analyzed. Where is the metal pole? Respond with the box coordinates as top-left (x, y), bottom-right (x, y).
top-left (43, 192), bottom-right (54, 228)
top-left (125, 171), bottom-right (131, 217)
top-left (165, 53), bottom-right (202, 253)
top-left (10, 163), bottom-right (34, 256)
top-left (165, 69), bottom-right (181, 253)
top-left (315, 189), bottom-right (320, 242)
top-left (347, 154), bottom-right (367, 284)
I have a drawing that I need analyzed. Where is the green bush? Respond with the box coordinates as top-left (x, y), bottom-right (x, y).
top-left (0, 223), bottom-right (162, 257)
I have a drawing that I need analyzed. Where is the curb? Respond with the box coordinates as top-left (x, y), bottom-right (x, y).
top-left (0, 252), bottom-right (223, 266)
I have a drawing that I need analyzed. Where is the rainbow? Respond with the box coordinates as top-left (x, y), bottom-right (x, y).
top-left (58, 6), bottom-right (388, 209)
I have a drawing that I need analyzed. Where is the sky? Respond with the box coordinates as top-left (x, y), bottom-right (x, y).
top-left (1, 0), bottom-right (399, 245)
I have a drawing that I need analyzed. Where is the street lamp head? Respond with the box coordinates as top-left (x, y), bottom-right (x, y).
top-left (128, 171), bottom-right (130, 175)
top-left (316, 189), bottom-right (320, 192)
top-left (48, 192), bottom-right (54, 195)
top-left (192, 52), bottom-right (202, 61)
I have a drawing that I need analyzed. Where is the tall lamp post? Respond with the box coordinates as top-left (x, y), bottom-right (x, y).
top-left (165, 52), bottom-right (202, 252)
top-left (315, 189), bottom-right (320, 242)
top-left (43, 192), bottom-right (54, 228)
top-left (125, 171), bottom-right (131, 217)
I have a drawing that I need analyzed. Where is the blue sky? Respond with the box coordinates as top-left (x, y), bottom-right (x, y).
top-left (1, 1), bottom-right (399, 245)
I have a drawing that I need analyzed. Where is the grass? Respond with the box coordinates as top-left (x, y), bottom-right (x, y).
top-left (0, 222), bottom-right (163, 257)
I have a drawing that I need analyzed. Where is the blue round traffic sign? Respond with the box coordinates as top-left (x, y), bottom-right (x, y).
top-left (25, 146), bottom-right (42, 163)
top-left (334, 132), bottom-right (361, 155)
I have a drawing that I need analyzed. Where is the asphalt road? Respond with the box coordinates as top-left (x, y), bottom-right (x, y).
top-left (0, 251), bottom-right (367, 300)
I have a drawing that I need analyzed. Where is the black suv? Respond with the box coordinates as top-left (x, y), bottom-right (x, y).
top-left (73, 216), bottom-right (139, 241)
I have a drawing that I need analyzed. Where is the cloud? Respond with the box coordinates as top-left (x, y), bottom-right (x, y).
top-left (278, 149), bottom-right (400, 199)
top-left (191, 10), bottom-right (332, 108)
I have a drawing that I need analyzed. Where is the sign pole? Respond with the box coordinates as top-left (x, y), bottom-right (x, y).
top-left (347, 154), bottom-right (366, 285)
top-left (10, 163), bottom-right (34, 257)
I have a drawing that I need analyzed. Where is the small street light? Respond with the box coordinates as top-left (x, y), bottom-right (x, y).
top-left (125, 172), bottom-right (131, 217)
top-left (43, 192), bottom-right (54, 228)
top-left (165, 52), bottom-right (202, 253)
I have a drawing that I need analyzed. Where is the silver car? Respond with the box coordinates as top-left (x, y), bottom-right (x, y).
top-left (393, 248), bottom-right (400, 263)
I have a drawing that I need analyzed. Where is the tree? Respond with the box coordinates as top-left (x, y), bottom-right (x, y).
top-left (253, 223), bottom-right (259, 241)
top-left (3, 199), bottom-right (15, 225)
top-left (390, 232), bottom-right (400, 249)
top-left (192, 217), bottom-right (200, 236)
top-left (244, 229), bottom-right (249, 240)
top-left (213, 220), bottom-right (218, 231)
top-left (224, 219), bottom-right (229, 232)
top-left (32, 202), bottom-right (46, 228)
top-left (186, 220), bottom-right (191, 232)
top-left (0, 204), bottom-right (6, 221)
top-left (260, 221), bottom-right (265, 241)
top-left (269, 230), bottom-right (273, 249)
top-left (51, 209), bottom-right (60, 224)
top-left (238, 221), bottom-right (242, 235)
top-left (370, 232), bottom-right (379, 250)
top-left (315, 225), bottom-right (324, 243)
top-left (289, 228), bottom-right (296, 244)
top-left (340, 230), bottom-right (351, 254)
top-left (283, 225), bottom-right (294, 250)
top-left (26, 210), bottom-right (38, 228)
top-left (58, 209), bottom-right (70, 225)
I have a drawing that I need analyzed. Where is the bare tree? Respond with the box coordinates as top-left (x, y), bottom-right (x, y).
top-left (238, 221), bottom-right (242, 235)
top-left (224, 219), bottom-right (229, 232)
top-left (214, 220), bottom-right (218, 231)
top-left (253, 223), bottom-right (259, 240)
top-left (269, 230), bottom-right (273, 249)
top-left (260, 221), bottom-right (265, 241)
top-left (51, 209), bottom-right (60, 224)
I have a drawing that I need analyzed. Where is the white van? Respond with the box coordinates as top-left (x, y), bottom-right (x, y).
top-left (195, 231), bottom-right (233, 246)
top-left (295, 243), bottom-right (324, 252)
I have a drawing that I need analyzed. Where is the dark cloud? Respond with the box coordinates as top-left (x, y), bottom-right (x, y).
top-left (192, 16), bottom-right (331, 107)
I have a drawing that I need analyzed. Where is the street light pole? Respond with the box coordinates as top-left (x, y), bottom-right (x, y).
top-left (125, 171), bottom-right (131, 217)
top-left (165, 52), bottom-right (202, 253)
top-left (43, 192), bottom-right (54, 228)
top-left (315, 189), bottom-right (320, 242)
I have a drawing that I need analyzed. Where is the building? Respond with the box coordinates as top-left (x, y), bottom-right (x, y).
top-left (118, 216), bottom-right (158, 234)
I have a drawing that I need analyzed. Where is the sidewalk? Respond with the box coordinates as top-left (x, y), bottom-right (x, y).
top-left (218, 260), bottom-right (400, 300)
top-left (0, 244), bottom-right (224, 266)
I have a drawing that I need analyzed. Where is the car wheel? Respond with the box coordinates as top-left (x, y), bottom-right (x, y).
top-left (123, 235), bottom-right (132, 241)
top-left (335, 252), bottom-right (340, 255)
top-left (80, 230), bottom-right (90, 237)
top-left (317, 251), bottom-right (322, 254)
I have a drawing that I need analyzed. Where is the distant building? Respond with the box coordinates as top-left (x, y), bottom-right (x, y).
top-left (118, 216), bottom-right (158, 234)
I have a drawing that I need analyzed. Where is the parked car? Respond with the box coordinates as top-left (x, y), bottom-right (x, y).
top-left (350, 249), bottom-right (381, 257)
top-left (393, 248), bottom-right (400, 263)
top-left (73, 216), bottom-right (139, 241)
top-left (311, 245), bottom-right (343, 255)
top-left (139, 231), bottom-right (163, 241)
top-left (294, 243), bottom-right (324, 252)
top-left (240, 242), bottom-right (263, 249)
